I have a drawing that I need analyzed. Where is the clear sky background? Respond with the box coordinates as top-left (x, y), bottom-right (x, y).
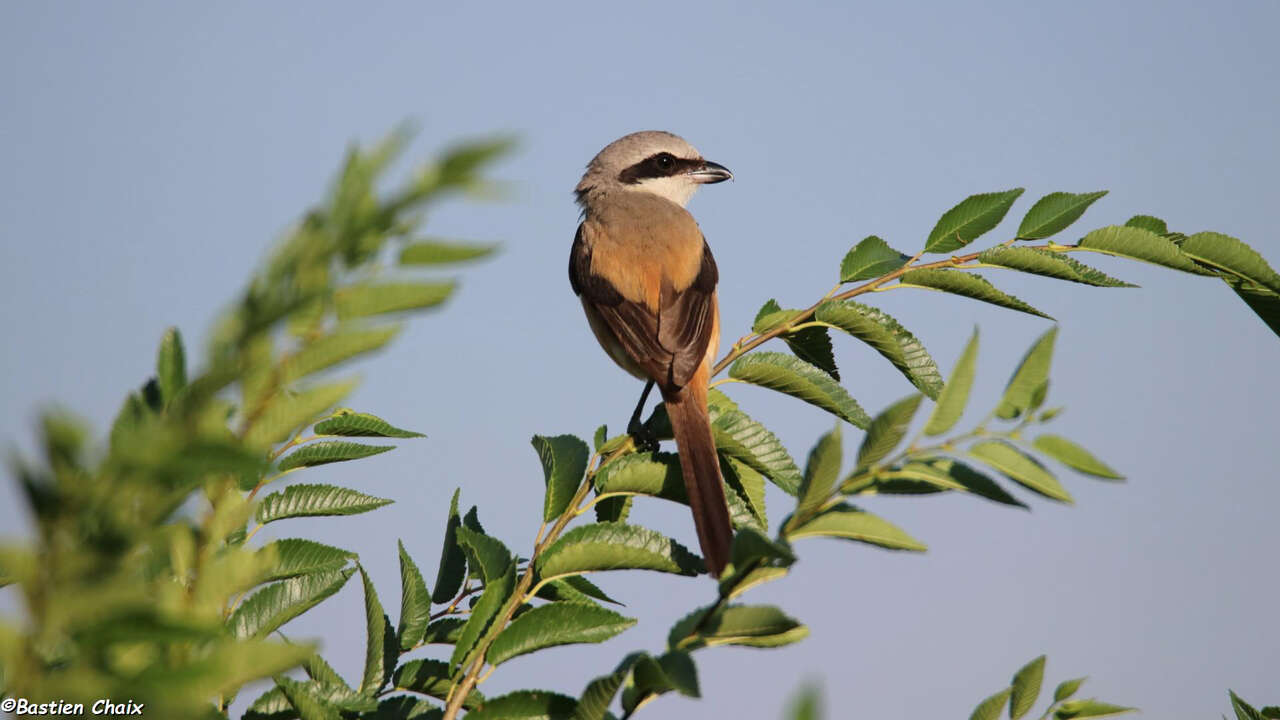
top-left (2, 2), bottom-right (1277, 718)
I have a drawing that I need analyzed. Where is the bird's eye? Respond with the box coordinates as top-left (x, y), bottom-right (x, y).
top-left (655, 153), bottom-right (675, 170)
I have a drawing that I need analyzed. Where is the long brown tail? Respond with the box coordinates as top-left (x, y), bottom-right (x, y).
top-left (661, 364), bottom-right (733, 577)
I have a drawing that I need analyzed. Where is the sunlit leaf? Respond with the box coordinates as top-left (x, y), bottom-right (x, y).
top-left (1032, 435), bottom-right (1123, 480)
top-left (229, 568), bottom-right (354, 638)
top-left (335, 281), bottom-right (455, 320)
top-left (465, 690), bottom-right (577, 720)
top-left (793, 426), bottom-right (842, 527)
top-left (1124, 215), bottom-right (1167, 234)
top-left (709, 404), bottom-right (803, 495)
top-left (970, 688), bottom-right (1012, 720)
top-left (978, 247), bottom-right (1135, 287)
top-left (399, 239), bottom-right (499, 265)
top-left (1076, 225), bottom-right (1213, 275)
top-left (925, 189), bottom-right (1025, 253)
top-left (815, 301), bottom-right (944, 398)
top-left (277, 441), bottom-right (393, 471)
top-left (1010, 655), bottom-right (1046, 719)
top-left (397, 540), bottom-right (432, 651)
top-left (245, 381), bottom-right (356, 448)
top-left (856, 394), bottom-right (922, 470)
top-left (537, 523), bottom-right (704, 579)
top-left (841, 235), bottom-right (910, 281)
top-left (995, 326), bottom-right (1057, 420)
top-left (970, 440), bottom-right (1071, 503)
top-left (449, 562), bottom-right (516, 672)
top-left (729, 352), bottom-right (870, 428)
top-left (258, 538), bottom-right (355, 583)
top-left (898, 269), bottom-right (1051, 319)
top-left (923, 328), bottom-right (979, 436)
top-left (1016, 191), bottom-right (1107, 239)
top-left (1054, 699), bottom-right (1136, 719)
top-left (283, 326), bottom-right (401, 384)
top-left (785, 502), bottom-right (925, 551)
top-left (668, 604), bottom-right (808, 650)
top-left (1179, 231), bottom-right (1280, 292)
top-left (455, 526), bottom-right (514, 583)
top-left (256, 484), bottom-right (393, 524)
top-left (156, 327), bottom-right (187, 406)
top-left (313, 409), bottom-right (424, 438)
top-left (533, 434), bottom-right (590, 522)
top-left (488, 602), bottom-right (636, 666)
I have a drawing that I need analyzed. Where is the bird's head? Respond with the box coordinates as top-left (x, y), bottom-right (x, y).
top-left (575, 130), bottom-right (732, 208)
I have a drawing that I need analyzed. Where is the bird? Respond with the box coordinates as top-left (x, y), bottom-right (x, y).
top-left (568, 130), bottom-right (735, 576)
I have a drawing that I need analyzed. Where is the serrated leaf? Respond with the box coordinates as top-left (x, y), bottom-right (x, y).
top-left (1017, 191), bottom-right (1107, 239)
top-left (258, 538), bottom-right (356, 583)
top-left (455, 526), bottom-right (514, 583)
top-left (841, 235), bottom-right (910, 281)
top-left (971, 688), bottom-right (1013, 720)
top-left (1032, 435), bottom-right (1123, 480)
top-left (1124, 215), bottom-right (1167, 234)
top-left (256, 484), bottom-right (393, 524)
top-left (229, 568), bottom-right (355, 638)
top-left (1054, 677), bottom-right (1087, 702)
top-left (156, 327), bottom-right (186, 405)
top-left (729, 351), bottom-right (870, 428)
top-left (313, 409), bottom-right (424, 438)
top-left (924, 328), bottom-right (979, 436)
top-left (357, 567), bottom-right (394, 694)
top-left (970, 440), bottom-right (1072, 503)
top-left (1077, 225), bottom-right (1214, 275)
top-left (596, 451), bottom-right (685, 501)
top-left (786, 502), bottom-right (925, 550)
top-left (727, 527), bottom-right (796, 573)
top-left (303, 652), bottom-right (349, 693)
top-left (274, 677), bottom-right (343, 720)
top-left (488, 602), bottom-right (636, 666)
top-left (283, 326), bottom-right (401, 384)
top-left (365, 695), bottom-right (445, 719)
top-left (246, 381), bottom-right (356, 448)
top-left (856, 394), bottom-right (922, 470)
top-left (432, 489), bottom-right (466, 604)
top-left (335, 281), bottom-right (455, 320)
top-left (669, 604), bottom-right (808, 651)
top-left (467, 690), bottom-right (578, 720)
top-left (784, 325), bottom-right (840, 380)
top-left (399, 239), bottom-right (498, 265)
top-left (899, 269), bottom-right (1051, 318)
top-left (925, 189), bottom-right (1025, 253)
top-left (1054, 699), bottom-right (1136, 719)
top-left (576, 653), bottom-right (646, 720)
top-left (793, 426), bottom-right (842, 526)
top-left (533, 434), bottom-right (590, 522)
top-left (978, 247), bottom-right (1136, 287)
top-left (244, 685), bottom-right (295, 720)
top-left (752, 298), bottom-right (803, 333)
top-left (856, 457), bottom-right (1027, 509)
top-left (423, 617), bottom-right (465, 645)
top-left (1010, 655), bottom-right (1045, 719)
top-left (449, 562), bottom-right (516, 671)
top-left (709, 404), bottom-right (803, 495)
top-left (815, 301), bottom-right (944, 398)
top-left (721, 456), bottom-right (767, 529)
top-left (393, 658), bottom-right (483, 709)
top-left (1179, 231), bottom-right (1280, 292)
top-left (622, 651), bottom-right (700, 714)
top-left (277, 441), bottom-right (393, 471)
top-left (537, 523), bottom-right (704, 579)
top-left (996, 326), bottom-right (1058, 420)
top-left (397, 541), bottom-right (431, 651)
top-left (593, 424), bottom-right (607, 452)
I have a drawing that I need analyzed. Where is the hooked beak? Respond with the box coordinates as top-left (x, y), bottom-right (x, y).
top-left (687, 159), bottom-right (733, 184)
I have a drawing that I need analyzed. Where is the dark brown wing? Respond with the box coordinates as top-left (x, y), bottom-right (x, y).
top-left (570, 224), bottom-right (718, 391)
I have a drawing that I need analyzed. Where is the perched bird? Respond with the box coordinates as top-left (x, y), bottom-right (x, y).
top-left (569, 131), bottom-right (735, 576)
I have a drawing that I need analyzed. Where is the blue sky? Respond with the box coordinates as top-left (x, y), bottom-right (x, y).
top-left (2, 2), bottom-right (1277, 718)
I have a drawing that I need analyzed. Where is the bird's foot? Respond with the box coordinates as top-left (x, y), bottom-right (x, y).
top-left (627, 418), bottom-right (660, 453)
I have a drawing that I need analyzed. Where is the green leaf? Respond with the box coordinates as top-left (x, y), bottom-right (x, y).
top-left (970, 440), bottom-right (1072, 503)
top-left (533, 434), bottom-right (590, 522)
top-left (1124, 215), bottom-right (1167, 234)
top-left (1016, 191), bottom-right (1107, 239)
top-left (726, 528), bottom-right (796, 576)
top-left (752, 298), bottom-right (803, 333)
top-left (1230, 691), bottom-right (1266, 720)
top-left (246, 380), bottom-right (357, 448)
top-left (786, 502), bottom-right (926, 550)
top-left (729, 351), bottom-right (871, 428)
top-left (277, 441), bottom-right (393, 471)
top-left (466, 690), bottom-right (578, 720)
top-left (259, 538), bottom-right (356, 583)
top-left (274, 676), bottom-right (343, 720)
top-left (399, 239), bottom-right (498, 265)
top-left (1010, 655), bottom-right (1046, 719)
top-left (977, 247), bottom-right (1136, 287)
top-left (784, 325), bottom-right (840, 380)
top-left (393, 658), bottom-right (483, 709)
top-left (1077, 225), bottom-right (1214, 275)
top-left (856, 394), bottom-right (923, 469)
top-left (596, 451), bottom-right (685, 502)
top-left (622, 652), bottom-right (700, 715)
top-left (313, 409), bottom-right (424, 438)
top-left (423, 617), bottom-right (465, 645)
top-left (229, 568), bottom-right (355, 638)
top-left (455, 526), bottom-right (514, 583)
top-left (815, 301), bottom-right (944, 398)
top-left (970, 689), bottom-right (1013, 720)
top-left (709, 405), bottom-right (803, 495)
top-left (488, 602), bottom-right (636, 666)
top-left (841, 235), bottom-right (910, 281)
top-left (925, 189), bottom-right (1025, 254)
top-left (303, 650), bottom-right (350, 691)
top-left (576, 653), bottom-right (646, 720)
top-left (996, 326), bottom-right (1058, 420)
top-left (669, 604), bottom-right (808, 650)
top-left (722, 456), bottom-right (767, 529)
top-left (593, 424), bottom-right (607, 452)
top-left (1032, 435), bottom-right (1123, 480)
top-left (537, 523), bottom-right (704, 579)
top-left (431, 489), bottom-right (466, 604)
top-left (1054, 699), bottom-right (1136, 719)
top-left (256, 484), bottom-right (393, 524)
top-left (244, 685), bottom-right (296, 720)
top-left (1179, 231), bottom-right (1280, 292)
top-left (397, 541), bottom-right (431, 651)
top-left (334, 281), bottom-right (455, 320)
top-left (357, 567), bottom-right (394, 694)
top-left (786, 685), bottom-right (822, 720)
top-left (793, 426), bottom-right (843, 526)
top-left (855, 457), bottom-right (1027, 509)
top-left (1224, 276), bottom-right (1280, 338)
top-left (924, 328), bottom-right (979, 436)
top-left (898, 269), bottom-right (1052, 319)
top-left (1054, 678), bottom-right (1087, 702)
top-left (449, 562), bottom-right (516, 671)
top-left (363, 696), bottom-right (442, 719)
top-left (156, 327), bottom-right (187, 405)
top-left (283, 326), bottom-right (401, 384)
